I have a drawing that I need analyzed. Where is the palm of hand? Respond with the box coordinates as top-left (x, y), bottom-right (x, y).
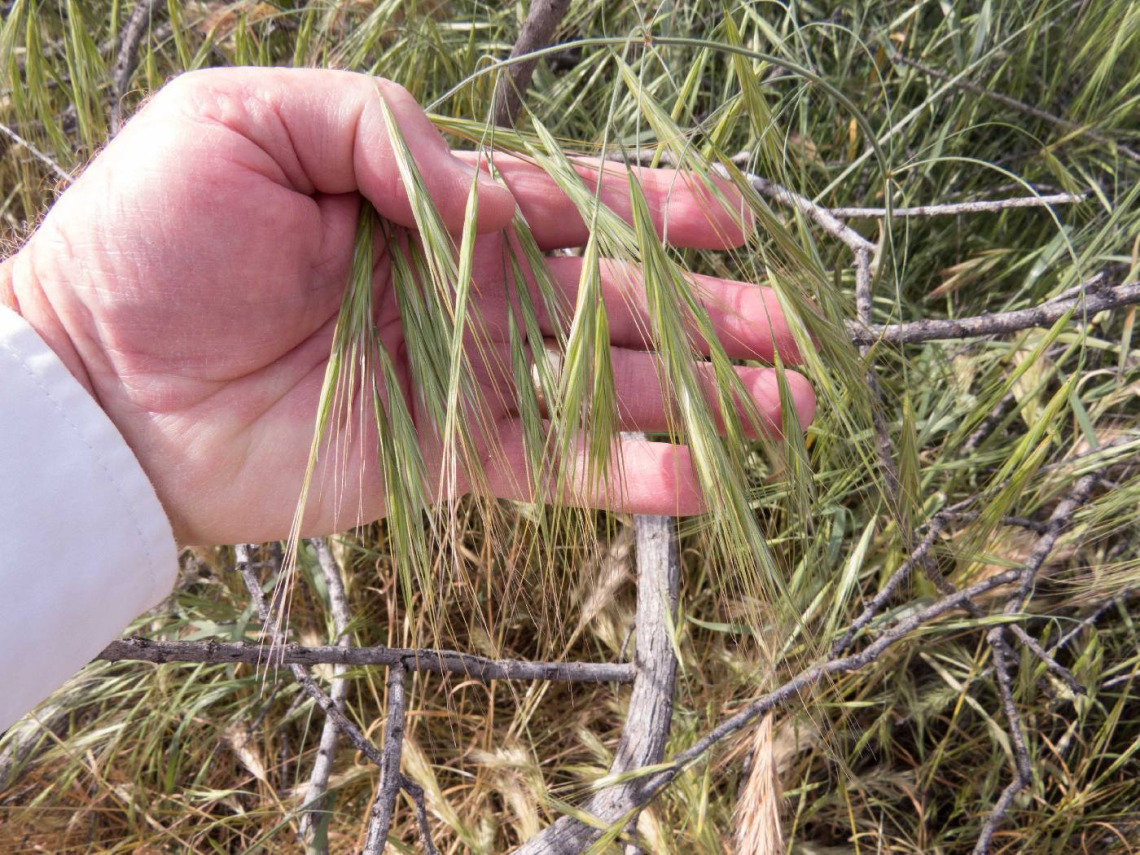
top-left (13, 68), bottom-right (814, 547)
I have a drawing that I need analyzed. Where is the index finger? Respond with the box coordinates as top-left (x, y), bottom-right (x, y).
top-left (455, 152), bottom-right (752, 251)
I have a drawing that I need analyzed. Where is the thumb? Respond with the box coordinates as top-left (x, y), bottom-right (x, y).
top-left (155, 68), bottom-right (515, 233)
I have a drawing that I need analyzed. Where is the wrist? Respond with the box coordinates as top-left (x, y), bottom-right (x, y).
top-left (0, 256), bottom-right (19, 314)
top-left (4, 245), bottom-right (98, 400)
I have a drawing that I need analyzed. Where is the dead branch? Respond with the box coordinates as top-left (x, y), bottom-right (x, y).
top-left (299, 539), bottom-right (352, 852)
top-left (235, 545), bottom-right (385, 768)
top-left (833, 511), bottom-right (951, 654)
top-left (491, 0), bottom-right (572, 128)
top-left (402, 777), bottom-right (441, 855)
top-left (746, 174), bottom-right (875, 253)
top-left (848, 281), bottom-right (1140, 345)
top-left (827, 192), bottom-right (1086, 218)
top-left (499, 5), bottom-right (682, 849)
top-left (97, 637), bottom-right (633, 684)
top-left (516, 513), bottom-right (682, 854)
top-left (362, 665), bottom-right (408, 855)
top-left (892, 53), bottom-right (1140, 164)
top-left (0, 120), bottom-right (72, 183)
top-left (974, 628), bottom-right (1033, 855)
top-left (110, 0), bottom-right (165, 133)
top-left (1049, 591), bottom-right (1135, 655)
top-left (631, 569), bottom-right (1025, 807)
top-left (963, 393), bottom-right (1017, 454)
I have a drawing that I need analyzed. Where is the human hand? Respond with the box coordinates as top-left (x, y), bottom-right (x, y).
top-left (4, 68), bottom-right (815, 546)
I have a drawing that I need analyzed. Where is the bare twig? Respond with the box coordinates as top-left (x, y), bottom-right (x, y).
top-left (974, 628), bottom-right (1033, 855)
top-left (299, 539), bottom-right (351, 852)
top-left (963, 393), bottom-right (1017, 454)
top-left (491, 0), bottom-right (572, 127)
top-left (0, 120), bottom-right (72, 183)
top-left (848, 281), bottom-right (1140, 345)
top-left (739, 142), bottom-right (1131, 855)
top-left (1008, 469), bottom-right (1104, 610)
top-left (837, 461), bottom-right (1110, 684)
top-left (499, 7), bottom-right (681, 850)
top-left (236, 545), bottom-right (385, 768)
top-left (892, 53), bottom-right (1140, 164)
top-left (632, 570), bottom-right (1025, 805)
top-left (854, 247), bottom-right (874, 336)
top-left (516, 514), bottom-right (682, 854)
top-left (1007, 625), bottom-right (1083, 694)
top-left (110, 0), bottom-right (165, 133)
top-left (403, 778), bottom-right (441, 855)
top-left (362, 665), bottom-right (408, 855)
top-left (746, 174), bottom-right (875, 253)
top-left (1049, 591), bottom-right (1134, 655)
top-left (833, 511), bottom-right (951, 654)
top-left (97, 637), bottom-right (633, 683)
top-left (827, 192), bottom-right (1086, 219)
top-left (972, 773), bottom-right (1030, 854)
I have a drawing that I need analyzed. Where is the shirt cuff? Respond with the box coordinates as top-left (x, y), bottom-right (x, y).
top-left (0, 306), bottom-right (178, 732)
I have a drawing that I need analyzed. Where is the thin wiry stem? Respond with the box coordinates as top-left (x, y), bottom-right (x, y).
top-left (97, 637), bottom-right (633, 683)
top-left (849, 281), bottom-right (1140, 345)
top-left (298, 539), bottom-right (351, 852)
top-left (891, 52), bottom-right (1140, 164)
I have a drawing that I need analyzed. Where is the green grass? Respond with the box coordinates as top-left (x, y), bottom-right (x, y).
top-left (2, 0), bottom-right (1139, 852)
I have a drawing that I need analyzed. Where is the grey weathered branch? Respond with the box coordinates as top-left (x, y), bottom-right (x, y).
top-left (498, 4), bottom-right (682, 850)
top-left (299, 539), bottom-right (352, 852)
top-left (110, 0), bottom-right (165, 133)
top-left (403, 777), bottom-right (441, 855)
top-left (827, 192), bottom-right (1086, 219)
top-left (515, 514), bottom-right (681, 854)
top-left (746, 174), bottom-right (875, 253)
top-left (630, 569), bottom-right (1025, 807)
top-left (98, 637), bottom-right (633, 683)
top-left (236, 545), bottom-right (385, 769)
top-left (1049, 591), bottom-right (1135, 655)
top-left (491, 0), bottom-right (572, 127)
top-left (362, 665), bottom-right (409, 855)
top-left (833, 511), bottom-right (951, 654)
top-left (974, 628), bottom-right (1033, 855)
top-left (848, 281), bottom-right (1140, 345)
top-left (0, 120), bottom-right (72, 183)
top-left (746, 160), bottom-right (1129, 854)
top-left (632, 148), bottom-right (1081, 223)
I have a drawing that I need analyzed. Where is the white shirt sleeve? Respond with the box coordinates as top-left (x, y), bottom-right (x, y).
top-left (0, 306), bottom-right (179, 732)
